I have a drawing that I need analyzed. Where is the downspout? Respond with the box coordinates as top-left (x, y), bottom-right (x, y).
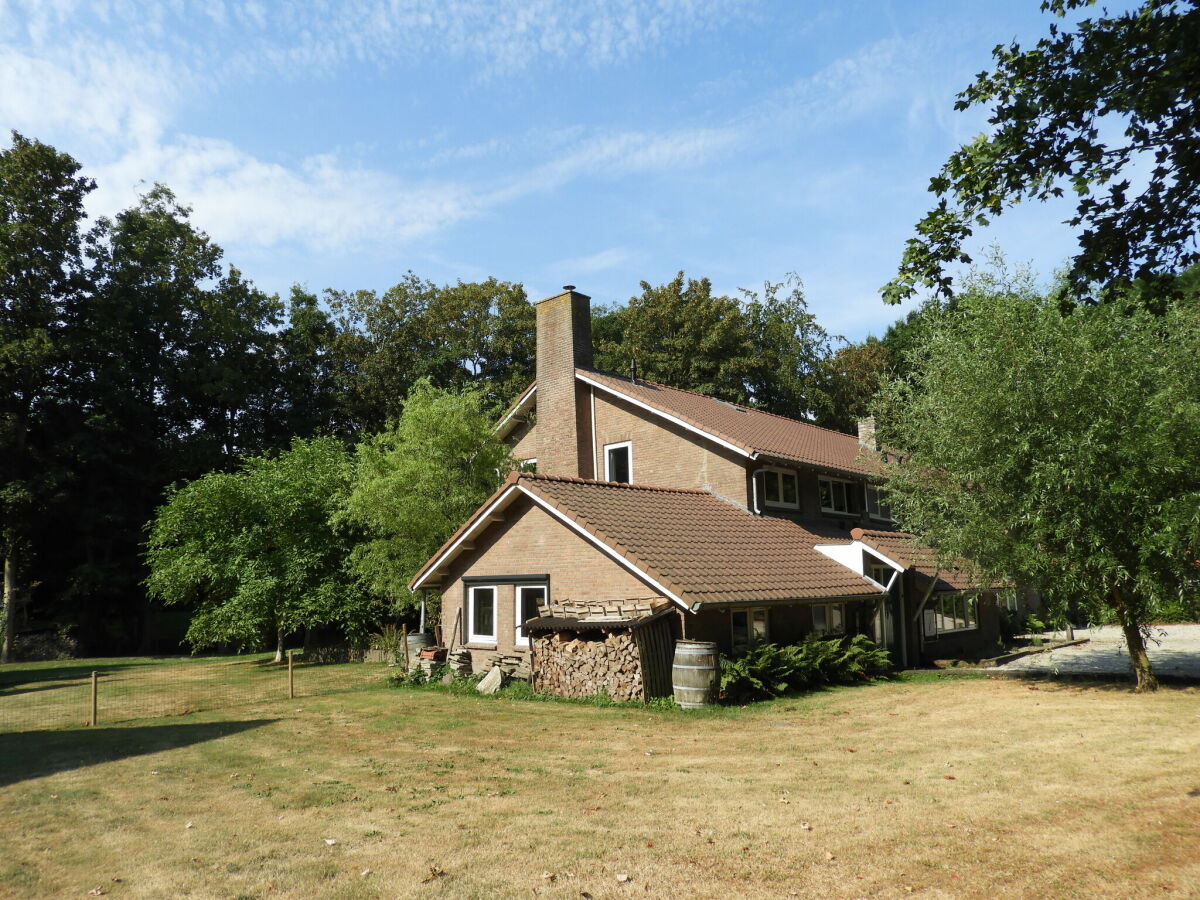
top-left (419, 596), bottom-right (426, 634)
top-left (750, 468), bottom-right (767, 515)
top-left (898, 576), bottom-right (908, 669)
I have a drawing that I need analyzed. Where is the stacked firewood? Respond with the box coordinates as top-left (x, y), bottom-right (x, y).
top-left (484, 651), bottom-right (531, 682)
top-left (531, 630), bottom-right (643, 702)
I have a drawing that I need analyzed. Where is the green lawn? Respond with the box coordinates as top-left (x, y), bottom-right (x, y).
top-left (1, 658), bottom-right (1198, 899)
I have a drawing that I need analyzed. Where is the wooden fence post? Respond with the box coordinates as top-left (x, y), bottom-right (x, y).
top-left (402, 624), bottom-right (409, 673)
top-left (90, 670), bottom-right (98, 726)
top-left (288, 649), bottom-right (294, 700)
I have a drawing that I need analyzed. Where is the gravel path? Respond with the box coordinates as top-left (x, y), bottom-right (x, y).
top-left (996, 623), bottom-right (1200, 680)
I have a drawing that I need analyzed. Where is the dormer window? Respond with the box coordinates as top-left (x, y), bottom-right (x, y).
top-left (604, 441), bottom-right (632, 483)
top-left (761, 467), bottom-right (799, 509)
top-left (866, 485), bottom-right (893, 521)
top-left (819, 476), bottom-right (858, 515)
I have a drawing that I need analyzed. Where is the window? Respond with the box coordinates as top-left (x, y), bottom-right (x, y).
top-left (467, 585), bottom-right (497, 644)
top-left (869, 563), bottom-right (894, 589)
top-left (514, 584), bottom-right (548, 645)
top-left (866, 485), bottom-right (893, 521)
top-left (731, 607), bottom-right (770, 654)
top-left (760, 468), bottom-right (799, 509)
top-left (923, 594), bottom-right (978, 637)
top-left (519, 458), bottom-right (537, 473)
top-left (811, 602), bottom-right (846, 635)
top-left (604, 441), bottom-right (632, 483)
top-left (819, 477), bottom-right (858, 515)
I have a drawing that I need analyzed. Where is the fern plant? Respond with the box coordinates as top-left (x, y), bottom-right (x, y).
top-left (719, 635), bottom-right (892, 702)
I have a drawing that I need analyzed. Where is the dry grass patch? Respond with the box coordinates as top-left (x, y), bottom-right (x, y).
top-left (1, 667), bottom-right (1198, 899)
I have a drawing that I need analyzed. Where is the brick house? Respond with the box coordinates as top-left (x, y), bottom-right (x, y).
top-left (410, 287), bottom-right (1000, 673)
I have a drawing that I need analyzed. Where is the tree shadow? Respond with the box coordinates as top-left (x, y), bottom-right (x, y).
top-left (0, 661), bottom-right (166, 695)
top-left (0, 718), bottom-right (277, 787)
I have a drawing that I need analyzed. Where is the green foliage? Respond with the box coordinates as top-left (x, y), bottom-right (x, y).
top-left (595, 271), bottom-right (834, 422)
top-left (338, 378), bottom-right (513, 610)
top-left (328, 274), bottom-right (533, 432)
top-left (814, 337), bottom-right (892, 432)
top-left (719, 635), bottom-right (893, 702)
top-left (0, 131), bottom-right (95, 660)
top-left (886, 0), bottom-right (1200, 304)
top-left (877, 264), bottom-right (1200, 674)
top-left (145, 436), bottom-right (375, 653)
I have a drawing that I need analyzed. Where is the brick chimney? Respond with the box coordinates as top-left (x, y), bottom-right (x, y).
top-left (857, 415), bottom-right (877, 450)
top-left (536, 286), bottom-right (594, 478)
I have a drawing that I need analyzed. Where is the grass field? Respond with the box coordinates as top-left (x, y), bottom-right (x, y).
top-left (1, 661), bottom-right (1199, 899)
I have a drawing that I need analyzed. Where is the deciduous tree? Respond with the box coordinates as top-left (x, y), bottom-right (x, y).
top-left (145, 437), bottom-right (369, 660)
top-left (0, 133), bottom-right (94, 661)
top-left (338, 379), bottom-right (513, 613)
top-left (877, 267), bottom-right (1200, 690)
top-left (885, 0), bottom-right (1200, 304)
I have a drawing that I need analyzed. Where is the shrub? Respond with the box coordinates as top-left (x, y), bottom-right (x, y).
top-left (719, 635), bottom-right (892, 702)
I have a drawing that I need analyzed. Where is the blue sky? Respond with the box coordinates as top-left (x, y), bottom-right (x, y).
top-left (1, 1), bottom-right (1103, 341)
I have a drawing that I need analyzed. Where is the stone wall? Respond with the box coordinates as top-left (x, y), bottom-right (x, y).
top-left (531, 630), bottom-right (643, 702)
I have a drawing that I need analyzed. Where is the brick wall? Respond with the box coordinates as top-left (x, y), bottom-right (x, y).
top-left (535, 289), bottom-right (593, 477)
top-left (438, 495), bottom-right (657, 670)
top-left (509, 420), bottom-right (537, 462)
top-left (590, 389), bottom-right (748, 501)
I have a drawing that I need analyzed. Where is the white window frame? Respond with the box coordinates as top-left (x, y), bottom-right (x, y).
top-left (760, 467), bottom-right (800, 509)
top-left (924, 594), bottom-right (978, 637)
top-left (866, 485), bottom-right (894, 521)
top-left (514, 583), bottom-right (549, 646)
top-left (519, 458), bottom-right (537, 473)
top-left (819, 477), bottom-right (857, 515)
top-left (730, 606), bottom-right (770, 654)
top-left (467, 585), bottom-right (498, 644)
top-left (603, 440), bottom-right (633, 483)
top-left (810, 602), bottom-right (847, 635)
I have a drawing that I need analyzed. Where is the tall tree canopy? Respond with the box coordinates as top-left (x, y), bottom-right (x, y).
top-left (146, 436), bottom-right (370, 660)
top-left (337, 379), bottom-right (513, 612)
top-left (328, 274), bottom-right (533, 432)
top-left (885, 0), bottom-right (1200, 304)
top-left (595, 272), bottom-right (833, 422)
top-left (0, 132), bottom-right (94, 661)
top-left (877, 267), bottom-right (1200, 691)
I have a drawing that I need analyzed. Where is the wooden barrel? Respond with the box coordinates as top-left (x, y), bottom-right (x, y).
top-left (672, 640), bottom-right (719, 709)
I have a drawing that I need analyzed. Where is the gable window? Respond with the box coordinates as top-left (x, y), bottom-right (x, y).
top-left (467, 585), bottom-right (497, 644)
top-left (869, 563), bottom-right (895, 589)
top-left (811, 602), bottom-right (846, 635)
top-left (604, 441), bottom-right (632, 483)
top-left (866, 485), bottom-right (893, 521)
top-left (514, 584), bottom-right (548, 645)
top-left (760, 468), bottom-right (799, 509)
top-left (923, 594), bottom-right (978, 636)
top-left (819, 477), bottom-right (858, 515)
top-left (731, 607), bottom-right (770, 654)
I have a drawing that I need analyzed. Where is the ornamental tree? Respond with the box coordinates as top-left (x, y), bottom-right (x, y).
top-left (146, 436), bottom-right (373, 660)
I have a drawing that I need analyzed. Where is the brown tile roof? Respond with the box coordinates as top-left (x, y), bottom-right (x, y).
top-left (411, 472), bottom-right (883, 607)
top-left (850, 527), bottom-right (977, 591)
top-left (496, 371), bottom-right (884, 477)
top-left (578, 369), bottom-right (880, 476)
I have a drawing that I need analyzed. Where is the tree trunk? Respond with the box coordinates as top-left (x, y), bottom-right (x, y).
top-left (1112, 585), bottom-right (1157, 692)
top-left (2, 543), bottom-right (17, 663)
top-left (274, 625), bottom-right (285, 664)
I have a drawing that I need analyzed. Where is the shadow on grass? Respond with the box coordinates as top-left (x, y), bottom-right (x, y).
top-left (0, 718), bottom-right (277, 787)
top-left (0, 661), bottom-right (165, 695)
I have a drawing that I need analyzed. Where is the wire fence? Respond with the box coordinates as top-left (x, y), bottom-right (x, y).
top-left (0, 651), bottom-right (392, 733)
